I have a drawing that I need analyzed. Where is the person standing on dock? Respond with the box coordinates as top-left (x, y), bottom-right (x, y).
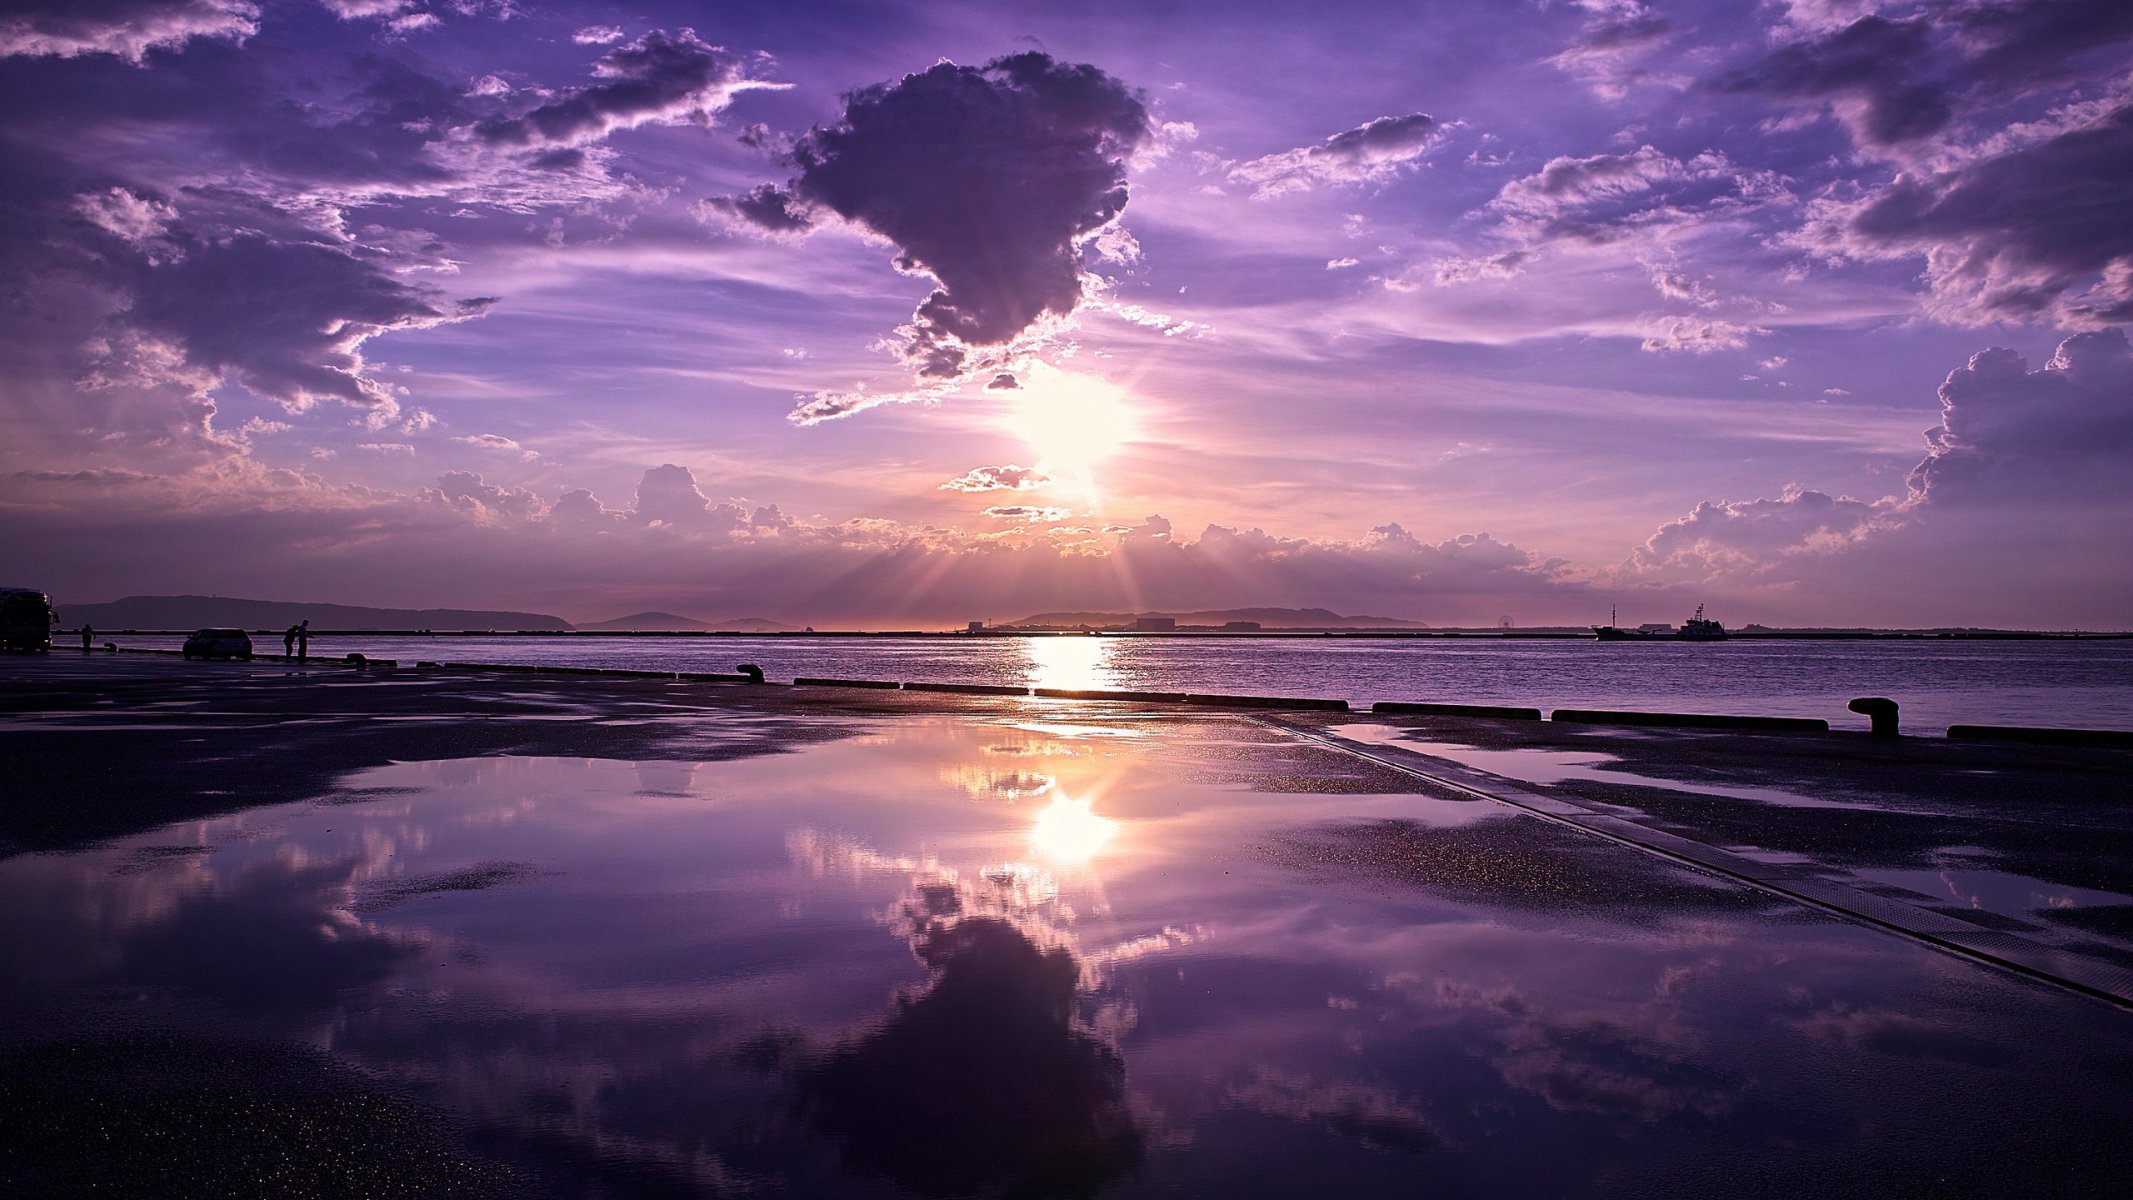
top-left (297, 619), bottom-right (309, 661)
top-left (79, 623), bottom-right (92, 652)
top-left (284, 624), bottom-right (299, 658)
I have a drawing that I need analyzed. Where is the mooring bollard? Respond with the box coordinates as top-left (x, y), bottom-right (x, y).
top-left (346, 653), bottom-right (367, 670)
top-left (1849, 696), bottom-right (1899, 737)
top-left (736, 663), bottom-right (766, 684)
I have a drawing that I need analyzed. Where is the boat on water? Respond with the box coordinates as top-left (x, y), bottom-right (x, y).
top-left (1592, 604), bottom-right (1729, 641)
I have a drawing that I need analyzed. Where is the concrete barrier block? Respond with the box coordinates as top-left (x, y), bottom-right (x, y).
top-left (904, 681), bottom-right (1032, 696)
top-left (677, 671), bottom-right (757, 683)
top-left (1372, 701), bottom-right (1544, 720)
top-left (1183, 693), bottom-right (1350, 711)
top-left (1946, 724), bottom-right (2133, 748)
top-left (792, 677), bottom-right (901, 690)
top-left (1550, 708), bottom-right (1830, 732)
top-left (1032, 687), bottom-right (1192, 703)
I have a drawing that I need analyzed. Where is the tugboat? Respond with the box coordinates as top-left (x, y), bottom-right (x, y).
top-left (1677, 603), bottom-right (1728, 641)
top-left (1591, 604), bottom-right (1728, 641)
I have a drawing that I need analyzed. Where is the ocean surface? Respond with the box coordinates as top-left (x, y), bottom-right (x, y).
top-left (122, 632), bottom-right (2133, 731)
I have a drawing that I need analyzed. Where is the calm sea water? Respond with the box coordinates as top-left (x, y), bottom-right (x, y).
top-left (126, 633), bottom-right (2133, 731)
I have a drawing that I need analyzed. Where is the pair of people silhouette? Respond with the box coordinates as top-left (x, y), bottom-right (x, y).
top-left (282, 620), bottom-right (309, 661)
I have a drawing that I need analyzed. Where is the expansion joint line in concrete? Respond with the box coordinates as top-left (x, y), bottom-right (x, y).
top-left (1262, 718), bottom-right (2133, 1014)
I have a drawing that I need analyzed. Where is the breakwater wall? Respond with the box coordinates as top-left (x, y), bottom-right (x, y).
top-left (95, 647), bottom-right (2133, 743)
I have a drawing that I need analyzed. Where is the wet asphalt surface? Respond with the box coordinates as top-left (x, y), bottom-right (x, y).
top-left (4, 652), bottom-right (2133, 1197)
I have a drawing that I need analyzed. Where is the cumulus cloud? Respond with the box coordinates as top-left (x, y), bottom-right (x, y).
top-left (1909, 327), bottom-right (2133, 504)
top-left (722, 53), bottom-right (1151, 383)
top-left (1229, 114), bottom-right (1441, 197)
top-left (942, 465), bottom-right (1051, 493)
top-left (0, 0), bottom-right (258, 63)
top-left (1623, 328), bottom-right (2133, 602)
top-left (478, 29), bottom-right (775, 150)
top-left (429, 469), bottom-right (546, 521)
top-left (1629, 486), bottom-right (1899, 579)
top-left (571, 25), bottom-right (625, 45)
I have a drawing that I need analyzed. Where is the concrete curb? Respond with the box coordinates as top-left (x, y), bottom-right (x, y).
top-left (792, 677), bottom-right (900, 690)
top-left (903, 681), bottom-right (1032, 696)
top-left (1550, 708), bottom-right (1830, 732)
top-left (1946, 724), bottom-right (2133, 749)
top-left (1373, 701), bottom-right (1544, 720)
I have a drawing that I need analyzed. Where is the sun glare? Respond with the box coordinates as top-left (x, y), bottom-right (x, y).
top-left (1029, 792), bottom-right (1119, 864)
top-left (1007, 367), bottom-right (1138, 502)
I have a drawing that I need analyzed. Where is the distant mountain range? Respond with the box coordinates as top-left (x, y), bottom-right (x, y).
top-left (1005, 607), bottom-right (1428, 629)
top-left (578, 612), bottom-right (797, 633)
top-left (60, 595), bottom-right (573, 632)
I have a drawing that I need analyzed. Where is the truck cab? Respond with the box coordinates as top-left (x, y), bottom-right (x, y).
top-left (0, 587), bottom-right (56, 653)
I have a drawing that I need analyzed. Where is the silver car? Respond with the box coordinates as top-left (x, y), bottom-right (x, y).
top-left (181, 627), bottom-right (253, 661)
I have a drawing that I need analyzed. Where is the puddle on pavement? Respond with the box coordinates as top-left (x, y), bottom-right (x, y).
top-left (1328, 723), bottom-right (1900, 812)
top-left (4, 715), bottom-right (2130, 1197)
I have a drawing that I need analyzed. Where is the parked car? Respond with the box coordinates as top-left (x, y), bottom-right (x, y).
top-left (182, 628), bottom-right (253, 660)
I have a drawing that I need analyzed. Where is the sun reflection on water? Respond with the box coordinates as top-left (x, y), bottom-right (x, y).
top-left (1025, 636), bottom-right (1116, 691)
top-left (1029, 793), bottom-right (1119, 864)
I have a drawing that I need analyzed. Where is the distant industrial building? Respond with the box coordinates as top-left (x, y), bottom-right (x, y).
top-left (1220, 620), bottom-right (1261, 631)
top-left (1129, 616), bottom-right (1176, 632)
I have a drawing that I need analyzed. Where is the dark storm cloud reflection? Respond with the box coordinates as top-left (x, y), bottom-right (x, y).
top-left (804, 900), bottom-right (1141, 1198)
top-left (112, 855), bottom-right (423, 1021)
top-left (722, 53), bottom-right (1151, 380)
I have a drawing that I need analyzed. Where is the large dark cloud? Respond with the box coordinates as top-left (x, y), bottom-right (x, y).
top-left (1721, 14), bottom-right (1951, 147)
top-left (0, 0), bottom-right (257, 63)
top-left (1806, 96), bottom-right (2133, 325)
top-left (721, 53), bottom-right (1151, 380)
top-left (114, 223), bottom-right (493, 409)
top-left (1723, 1), bottom-right (2133, 149)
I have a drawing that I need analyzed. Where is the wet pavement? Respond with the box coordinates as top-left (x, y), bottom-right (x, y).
top-left (4, 654), bottom-right (2133, 1197)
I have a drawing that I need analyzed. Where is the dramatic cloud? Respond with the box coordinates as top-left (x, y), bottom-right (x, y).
top-left (110, 229), bottom-right (493, 410)
top-left (1486, 146), bottom-right (1782, 247)
top-left (1799, 94), bottom-right (2133, 325)
top-left (1630, 487), bottom-right (1897, 579)
top-left (1909, 328), bottom-right (2133, 504)
top-left (1722, 1), bottom-right (2133, 150)
top-left (1721, 14), bottom-right (1951, 147)
top-left (430, 470), bottom-right (546, 522)
top-left (725, 53), bottom-right (1151, 382)
top-left (479, 29), bottom-right (773, 150)
top-left (0, 0), bottom-right (257, 62)
top-left (941, 465), bottom-right (1051, 493)
top-left (1230, 114), bottom-right (1441, 197)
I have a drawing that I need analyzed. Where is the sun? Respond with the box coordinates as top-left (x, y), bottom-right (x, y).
top-left (1006, 366), bottom-right (1138, 501)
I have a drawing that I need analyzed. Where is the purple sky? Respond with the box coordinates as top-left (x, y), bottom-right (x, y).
top-left (2, 0), bottom-right (2129, 628)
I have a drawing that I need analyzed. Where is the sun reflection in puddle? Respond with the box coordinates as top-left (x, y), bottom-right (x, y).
top-left (1028, 792), bottom-right (1119, 864)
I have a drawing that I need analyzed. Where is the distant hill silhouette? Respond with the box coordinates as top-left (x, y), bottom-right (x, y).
top-left (61, 595), bottom-right (572, 631)
top-left (575, 612), bottom-right (799, 632)
top-left (707, 617), bottom-right (800, 633)
top-left (1006, 607), bottom-right (1427, 629)
top-left (577, 611), bottom-right (711, 631)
